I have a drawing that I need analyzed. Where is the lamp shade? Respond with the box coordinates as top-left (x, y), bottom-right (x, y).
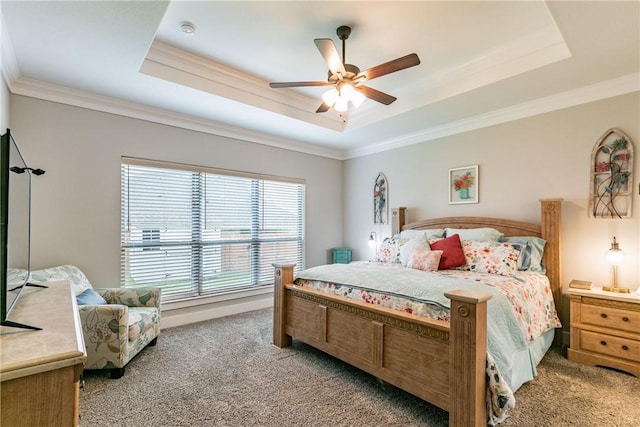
top-left (606, 237), bottom-right (625, 266)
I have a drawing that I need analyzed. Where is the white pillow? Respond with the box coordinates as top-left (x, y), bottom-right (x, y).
top-left (400, 228), bottom-right (445, 240)
top-left (445, 227), bottom-right (503, 242)
top-left (398, 234), bottom-right (431, 266)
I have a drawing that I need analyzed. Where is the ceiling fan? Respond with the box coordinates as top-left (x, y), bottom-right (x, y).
top-left (269, 25), bottom-right (421, 113)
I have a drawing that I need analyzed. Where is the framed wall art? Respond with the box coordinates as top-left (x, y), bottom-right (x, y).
top-left (373, 172), bottom-right (388, 224)
top-left (449, 165), bottom-right (478, 204)
top-left (589, 128), bottom-right (634, 218)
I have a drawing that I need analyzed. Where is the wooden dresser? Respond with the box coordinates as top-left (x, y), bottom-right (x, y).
top-left (1, 281), bottom-right (86, 426)
top-left (568, 287), bottom-right (639, 377)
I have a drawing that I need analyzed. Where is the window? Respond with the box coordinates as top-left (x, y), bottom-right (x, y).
top-left (120, 157), bottom-right (305, 301)
top-left (141, 229), bottom-right (160, 251)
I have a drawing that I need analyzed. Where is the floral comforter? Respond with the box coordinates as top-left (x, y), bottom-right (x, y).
top-left (294, 262), bottom-right (561, 425)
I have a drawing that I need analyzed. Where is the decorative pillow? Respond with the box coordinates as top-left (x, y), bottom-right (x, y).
top-left (445, 227), bottom-right (504, 242)
top-left (76, 288), bottom-right (107, 305)
top-left (375, 237), bottom-right (401, 263)
top-left (398, 234), bottom-right (431, 266)
top-left (429, 234), bottom-right (466, 270)
top-left (400, 228), bottom-right (445, 240)
top-left (407, 248), bottom-right (443, 272)
top-left (458, 241), bottom-right (523, 276)
top-left (499, 236), bottom-right (546, 272)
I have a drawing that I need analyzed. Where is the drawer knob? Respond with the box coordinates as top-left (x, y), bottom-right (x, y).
top-left (622, 317), bottom-right (629, 322)
top-left (622, 345), bottom-right (629, 351)
top-left (600, 340), bottom-right (607, 346)
top-left (600, 313), bottom-right (608, 319)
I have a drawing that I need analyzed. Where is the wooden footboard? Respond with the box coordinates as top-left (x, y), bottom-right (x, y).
top-left (273, 263), bottom-right (490, 426)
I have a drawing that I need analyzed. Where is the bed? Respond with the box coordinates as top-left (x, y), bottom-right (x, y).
top-left (272, 199), bottom-right (563, 426)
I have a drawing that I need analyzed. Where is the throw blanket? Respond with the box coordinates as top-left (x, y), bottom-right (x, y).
top-left (295, 262), bottom-right (561, 425)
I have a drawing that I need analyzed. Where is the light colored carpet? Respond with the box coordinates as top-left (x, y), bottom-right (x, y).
top-left (79, 308), bottom-right (640, 426)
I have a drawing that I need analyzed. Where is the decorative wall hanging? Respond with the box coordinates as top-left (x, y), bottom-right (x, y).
top-left (449, 165), bottom-right (478, 204)
top-left (373, 172), bottom-right (388, 224)
top-left (589, 128), bottom-right (634, 218)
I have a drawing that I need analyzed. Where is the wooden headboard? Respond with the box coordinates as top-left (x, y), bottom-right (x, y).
top-left (395, 199), bottom-right (563, 342)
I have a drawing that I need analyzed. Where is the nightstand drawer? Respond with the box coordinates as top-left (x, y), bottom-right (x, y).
top-left (580, 330), bottom-right (640, 363)
top-left (580, 303), bottom-right (640, 333)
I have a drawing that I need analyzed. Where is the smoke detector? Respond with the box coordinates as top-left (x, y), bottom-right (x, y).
top-left (180, 22), bottom-right (197, 35)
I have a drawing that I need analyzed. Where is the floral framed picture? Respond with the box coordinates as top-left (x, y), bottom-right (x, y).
top-left (449, 165), bottom-right (478, 204)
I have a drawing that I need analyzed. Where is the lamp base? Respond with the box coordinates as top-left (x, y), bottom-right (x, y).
top-left (602, 285), bottom-right (631, 293)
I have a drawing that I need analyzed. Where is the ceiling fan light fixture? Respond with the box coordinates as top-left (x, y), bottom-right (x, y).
top-left (350, 91), bottom-right (366, 108)
top-left (334, 96), bottom-right (348, 112)
top-left (341, 84), bottom-right (366, 108)
top-left (322, 88), bottom-right (340, 106)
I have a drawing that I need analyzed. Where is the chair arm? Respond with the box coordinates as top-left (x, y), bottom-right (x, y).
top-left (78, 305), bottom-right (128, 344)
top-left (95, 287), bottom-right (162, 308)
top-left (78, 304), bottom-right (129, 368)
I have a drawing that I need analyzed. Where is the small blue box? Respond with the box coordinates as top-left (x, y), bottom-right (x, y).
top-left (332, 247), bottom-right (352, 264)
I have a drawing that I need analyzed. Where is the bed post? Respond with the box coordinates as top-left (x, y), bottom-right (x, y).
top-left (445, 290), bottom-right (491, 427)
top-left (273, 263), bottom-right (295, 348)
top-left (540, 198), bottom-right (563, 345)
top-left (391, 207), bottom-right (407, 235)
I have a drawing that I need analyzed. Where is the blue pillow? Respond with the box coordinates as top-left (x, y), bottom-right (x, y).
top-left (500, 236), bottom-right (546, 273)
top-left (76, 288), bottom-right (107, 305)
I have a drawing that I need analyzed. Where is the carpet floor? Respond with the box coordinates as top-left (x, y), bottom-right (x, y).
top-left (79, 308), bottom-right (640, 426)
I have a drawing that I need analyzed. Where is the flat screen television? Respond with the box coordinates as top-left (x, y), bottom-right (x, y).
top-left (1, 128), bottom-right (45, 331)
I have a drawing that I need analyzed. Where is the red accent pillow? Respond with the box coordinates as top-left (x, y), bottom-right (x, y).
top-left (429, 234), bottom-right (466, 269)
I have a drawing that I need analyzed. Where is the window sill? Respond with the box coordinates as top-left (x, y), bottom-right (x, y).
top-left (161, 285), bottom-right (274, 312)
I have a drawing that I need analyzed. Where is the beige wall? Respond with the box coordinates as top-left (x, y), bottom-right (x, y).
top-left (9, 95), bottom-right (344, 288)
top-left (8, 90), bottom-right (640, 331)
top-left (344, 92), bottom-right (640, 332)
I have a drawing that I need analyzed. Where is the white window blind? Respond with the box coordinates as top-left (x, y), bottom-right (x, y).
top-left (120, 158), bottom-right (305, 301)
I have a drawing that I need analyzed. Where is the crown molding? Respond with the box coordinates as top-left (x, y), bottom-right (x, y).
top-left (8, 77), bottom-right (345, 160)
top-left (344, 73), bottom-right (640, 159)
top-left (346, 25), bottom-right (572, 131)
top-left (6, 72), bottom-right (638, 162)
top-left (141, 41), bottom-right (345, 132)
top-left (142, 21), bottom-right (570, 136)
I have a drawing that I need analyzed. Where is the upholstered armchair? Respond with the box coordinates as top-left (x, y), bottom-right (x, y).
top-left (30, 265), bottom-right (161, 379)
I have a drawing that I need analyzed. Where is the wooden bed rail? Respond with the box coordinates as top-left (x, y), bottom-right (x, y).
top-left (273, 262), bottom-right (491, 426)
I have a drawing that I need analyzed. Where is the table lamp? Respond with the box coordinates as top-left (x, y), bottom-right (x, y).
top-left (602, 236), bottom-right (629, 293)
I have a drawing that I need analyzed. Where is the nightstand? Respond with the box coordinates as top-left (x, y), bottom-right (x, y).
top-left (568, 286), bottom-right (639, 377)
top-left (332, 247), bottom-right (352, 264)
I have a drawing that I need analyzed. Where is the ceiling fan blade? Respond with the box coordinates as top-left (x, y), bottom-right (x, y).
top-left (315, 102), bottom-right (330, 113)
top-left (269, 81), bottom-right (333, 88)
top-left (356, 53), bottom-right (420, 82)
top-left (356, 85), bottom-right (397, 105)
top-left (314, 38), bottom-right (346, 76)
